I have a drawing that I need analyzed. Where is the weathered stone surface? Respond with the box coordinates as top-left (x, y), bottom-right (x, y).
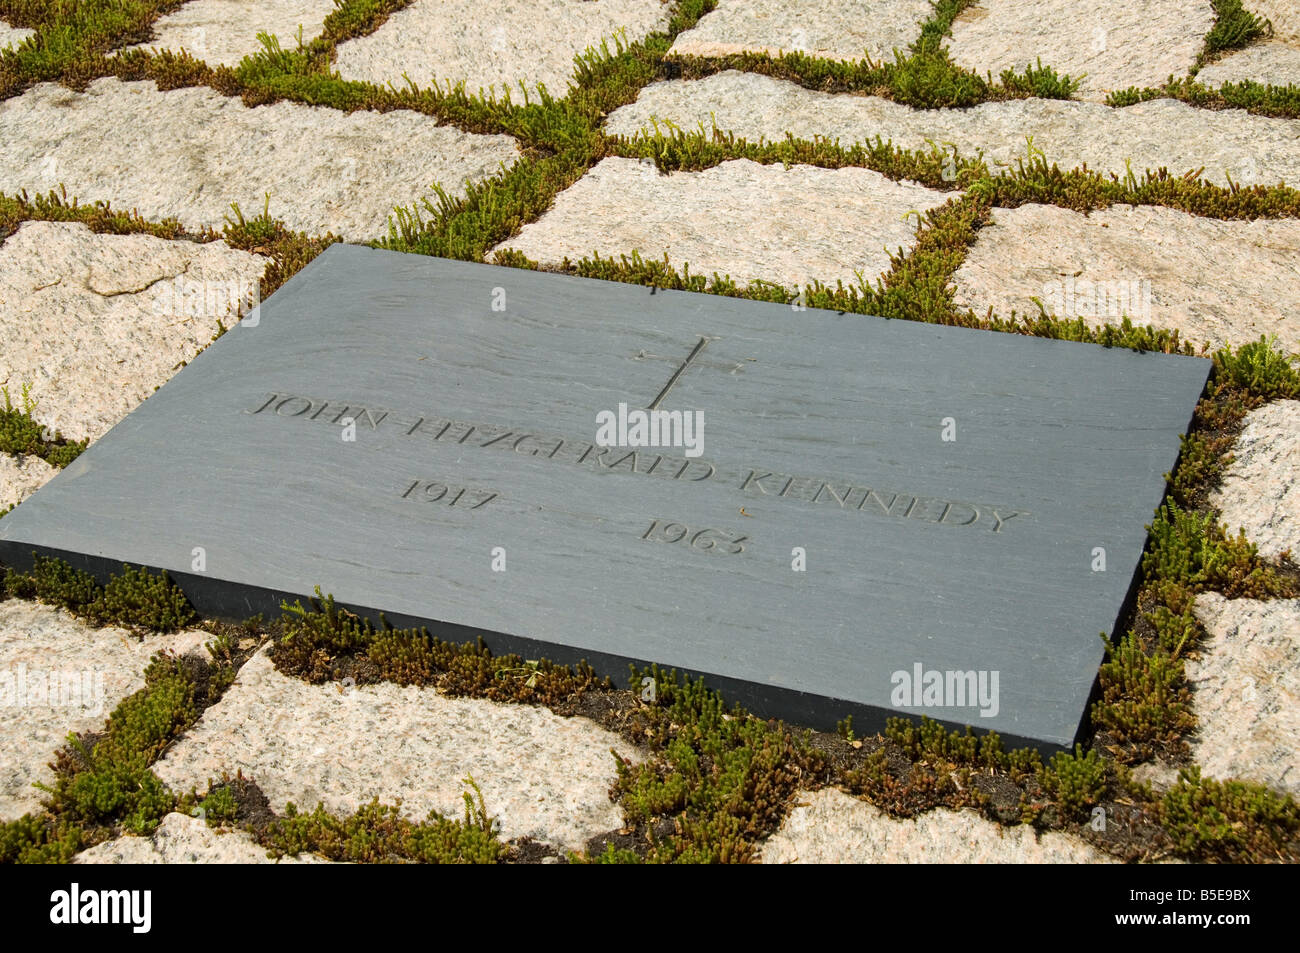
top-left (607, 72), bottom-right (1299, 187)
top-left (0, 455), bottom-right (57, 512)
top-left (152, 652), bottom-right (639, 852)
top-left (74, 811), bottom-right (327, 863)
top-left (669, 0), bottom-right (933, 62)
top-left (123, 0), bottom-right (337, 68)
top-left (0, 20), bottom-right (33, 51)
top-left (0, 245), bottom-right (1210, 751)
top-left (0, 79), bottom-right (520, 240)
top-left (0, 221), bottom-right (267, 443)
top-left (1245, 0), bottom-right (1300, 46)
top-left (496, 156), bottom-right (949, 287)
top-left (951, 204), bottom-right (1300, 353)
top-left (760, 788), bottom-right (1114, 862)
top-left (334, 0), bottom-right (672, 95)
top-left (0, 601), bottom-right (210, 822)
top-left (1189, 594), bottom-right (1300, 797)
top-left (1198, 42), bottom-right (1300, 89)
top-left (948, 0), bottom-right (1214, 101)
top-left (1210, 400), bottom-right (1300, 562)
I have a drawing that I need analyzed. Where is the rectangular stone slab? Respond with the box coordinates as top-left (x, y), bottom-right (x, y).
top-left (0, 245), bottom-right (1211, 751)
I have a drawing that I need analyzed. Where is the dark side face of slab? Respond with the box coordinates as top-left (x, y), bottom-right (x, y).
top-left (0, 245), bottom-right (1210, 751)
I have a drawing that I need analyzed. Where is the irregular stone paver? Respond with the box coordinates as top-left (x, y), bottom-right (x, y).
top-left (152, 651), bottom-right (640, 853)
top-left (0, 221), bottom-right (267, 443)
top-left (0, 454), bottom-right (57, 511)
top-left (0, 601), bottom-right (210, 822)
top-left (761, 788), bottom-right (1114, 862)
top-left (669, 0), bottom-right (933, 62)
top-left (75, 812), bottom-right (327, 863)
top-left (948, 0), bottom-right (1215, 102)
top-left (334, 0), bottom-right (672, 95)
top-left (1247, 0), bottom-right (1300, 46)
top-left (950, 204), bottom-right (1300, 353)
top-left (1210, 400), bottom-right (1300, 562)
top-left (607, 72), bottom-right (1300, 187)
top-left (495, 156), bottom-right (949, 288)
top-left (1189, 594), bottom-right (1300, 797)
top-left (1198, 42), bottom-right (1300, 89)
top-left (0, 79), bottom-right (520, 240)
top-left (123, 0), bottom-right (338, 68)
top-left (0, 21), bottom-right (33, 51)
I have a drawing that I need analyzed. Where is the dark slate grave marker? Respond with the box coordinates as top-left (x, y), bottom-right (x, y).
top-left (0, 245), bottom-right (1210, 751)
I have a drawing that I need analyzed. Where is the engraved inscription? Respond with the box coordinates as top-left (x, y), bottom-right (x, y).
top-left (642, 519), bottom-right (747, 555)
top-left (400, 479), bottom-right (497, 509)
top-left (249, 392), bottom-right (1030, 533)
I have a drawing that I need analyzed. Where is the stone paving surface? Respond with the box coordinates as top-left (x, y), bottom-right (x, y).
top-left (1, 0), bottom-right (1298, 864)
top-left (1189, 594), bottom-right (1300, 797)
top-left (0, 21), bottom-right (33, 52)
top-left (152, 651), bottom-right (639, 853)
top-left (669, 0), bottom-right (934, 62)
top-left (0, 601), bottom-right (209, 822)
top-left (1211, 401), bottom-right (1300, 561)
top-left (608, 72), bottom-right (1299, 187)
top-left (335, 0), bottom-right (673, 94)
top-left (122, 0), bottom-right (338, 68)
top-left (495, 156), bottom-right (949, 287)
top-left (75, 812), bottom-right (327, 863)
top-left (950, 204), bottom-right (1300, 352)
top-left (0, 79), bottom-right (520, 240)
top-left (0, 455), bottom-right (56, 513)
top-left (948, 0), bottom-right (1215, 101)
top-left (1198, 42), bottom-right (1300, 89)
top-left (0, 221), bottom-right (268, 442)
top-left (761, 788), bottom-right (1115, 863)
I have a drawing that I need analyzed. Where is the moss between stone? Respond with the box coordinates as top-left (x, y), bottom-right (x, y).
top-left (0, 384), bottom-right (87, 468)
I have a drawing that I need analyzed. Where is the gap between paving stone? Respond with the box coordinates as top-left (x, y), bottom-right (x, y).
top-left (74, 811), bottom-right (329, 863)
top-left (1241, 0), bottom-right (1300, 47)
top-left (1197, 42), bottom-right (1300, 89)
top-left (668, 0), bottom-right (934, 62)
top-left (950, 204), bottom-right (1300, 353)
top-left (760, 788), bottom-right (1116, 863)
top-left (1189, 594), bottom-right (1300, 798)
top-left (0, 221), bottom-right (268, 443)
top-left (333, 0), bottom-right (672, 96)
top-left (494, 156), bottom-right (949, 288)
top-left (0, 454), bottom-right (57, 512)
top-left (607, 72), bottom-right (1300, 188)
top-left (121, 0), bottom-right (339, 69)
top-left (0, 601), bottom-right (212, 822)
top-left (1210, 400), bottom-right (1300, 563)
top-left (947, 0), bottom-right (1215, 102)
top-left (0, 79), bottom-right (521, 240)
top-left (151, 651), bottom-right (640, 854)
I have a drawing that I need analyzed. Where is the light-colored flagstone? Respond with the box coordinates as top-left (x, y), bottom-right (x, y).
top-left (152, 651), bottom-right (641, 853)
top-left (122, 0), bottom-right (338, 68)
top-left (0, 221), bottom-right (268, 443)
top-left (75, 811), bottom-right (328, 863)
top-left (0, 20), bottom-right (33, 52)
top-left (334, 0), bottom-right (672, 95)
top-left (0, 79), bottom-right (520, 240)
top-left (494, 156), bottom-right (949, 289)
top-left (761, 788), bottom-right (1115, 863)
top-left (1189, 594), bottom-right (1300, 798)
top-left (950, 203), bottom-right (1300, 353)
top-left (1210, 400), bottom-right (1300, 563)
top-left (606, 72), bottom-right (1300, 188)
top-left (1198, 42), bottom-right (1300, 89)
top-left (948, 0), bottom-right (1214, 101)
top-left (0, 601), bottom-right (211, 822)
top-left (0, 454), bottom-right (57, 512)
top-left (668, 0), bottom-right (933, 63)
